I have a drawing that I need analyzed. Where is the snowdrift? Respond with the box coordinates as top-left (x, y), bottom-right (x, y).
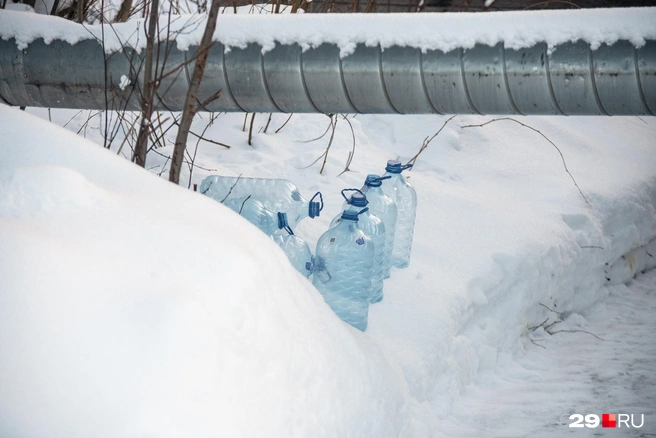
top-left (0, 105), bottom-right (435, 437)
top-left (2, 102), bottom-right (656, 436)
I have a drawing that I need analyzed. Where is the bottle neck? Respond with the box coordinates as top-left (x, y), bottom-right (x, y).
top-left (366, 185), bottom-right (384, 195)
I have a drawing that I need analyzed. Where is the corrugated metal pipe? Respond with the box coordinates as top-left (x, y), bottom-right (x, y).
top-left (1, 36), bottom-right (654, 115)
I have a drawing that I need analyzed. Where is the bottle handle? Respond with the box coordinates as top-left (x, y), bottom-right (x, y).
top-left (277, 212), bottom-right (294, 235)
top-left (309, 191), bottom-right (324, 218)
top-left (341, 188), bottom-right (365, 203)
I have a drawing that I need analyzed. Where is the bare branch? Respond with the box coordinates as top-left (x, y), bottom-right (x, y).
top-left (539, 303), bottom-right (562, 316)
top-left (407, 114), bottom-right (457, 168)
top-left (238, 195), bottom-right (252, 214)
top-left (275, 113), bottom-right (293, 134)
top-left (320, 115), bottom-right (338, 174)
top-left (337, 114), bottom-right (356, 177)
top-left (248, 113), bottom-right (256, 146)
top-left (461, 117), bottom-right (591, 206)
top-left (170, 0), bottom-right (222, 183)
top-left (530, 339), bottom-right (547, 349)
top-left (263, 113), bottom-right (273, 133)
top-left (220, 174), bottom-right (242, 203)
top-left (529, 317), bottom-right (550, 331)
top-left (549, 329), bottom-right (604, 341)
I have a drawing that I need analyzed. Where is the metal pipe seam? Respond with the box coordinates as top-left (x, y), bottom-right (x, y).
top-left (1, 37), bottom-right (654, 115)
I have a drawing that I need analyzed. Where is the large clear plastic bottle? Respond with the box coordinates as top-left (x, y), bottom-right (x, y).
top-left (329, 191), bottom-right (386, 303)
top-left (272, 231), bottom-right (314, 279)
top-left (313, 208), bottom-right (375, 331)
top-left (381, 160), bottom-right (417, 269)
top-left (200, 175), bottom-right (323, 228)
top-left (223, 196), bottom-right (286, 236)
top-left (224, 196), bottom-right (314, 278)
top-left (361, 174), bottom-right (397, 279)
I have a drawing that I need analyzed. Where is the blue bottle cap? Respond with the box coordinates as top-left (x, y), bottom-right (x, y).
top-left (385, 160), bottom-right (413, 174)
top-left (365, 174), bottom-right (382, 187)
top-left (349, 192), bottom-right (368, 207)
top-left (385, 160), bottom-right (402, 173)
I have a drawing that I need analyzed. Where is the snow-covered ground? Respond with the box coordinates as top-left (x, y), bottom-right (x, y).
top-left (1, 98), bottom-right (655, 436)
top-left (445, 269), bottom-right (656, 437)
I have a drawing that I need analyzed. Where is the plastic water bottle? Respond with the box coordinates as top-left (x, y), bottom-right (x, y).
top-left (313, 208), bottom-right (375, 331)
top-left (273, 231), bottom-right (314, 279)
top-left (330, 190), bottom-right (386, 303)
top-left (200, 175), bottom-right (323, 228)
top-left (361, 174), bottom-right (397, 279)
top-left (223, 196), bottom-right (287, 236)
top-left (382, 160), bottom-right (417, 268)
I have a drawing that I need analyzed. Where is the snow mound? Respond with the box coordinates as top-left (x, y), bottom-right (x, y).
top-left (0, 105), bottom-right (436, 437)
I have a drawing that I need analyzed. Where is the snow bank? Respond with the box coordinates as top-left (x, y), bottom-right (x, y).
top-left (1, 7), bottom-right (655, 55)
top-left (20, 100), bottom-right (656, 434)
top-left (20, 102), bottom-right (656, 434)
top-left (89, 109), bottom-right (654, 420)
top-left (0, 105), bottom-right (437, 436)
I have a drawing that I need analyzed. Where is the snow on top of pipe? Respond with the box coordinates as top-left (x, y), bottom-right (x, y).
top-left (1, 8), bottom-right (655, 56)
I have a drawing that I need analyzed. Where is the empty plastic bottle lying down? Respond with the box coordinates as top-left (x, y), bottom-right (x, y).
top-left (272, 232), bottom-right (314, 279)
top-left (199, 175), bottom-right (323, 229)
top-left (201, 176), bottom-right (320, 279)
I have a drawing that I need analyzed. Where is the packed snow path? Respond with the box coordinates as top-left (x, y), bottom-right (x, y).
top-left (444, 269), bottom-right (656, 437)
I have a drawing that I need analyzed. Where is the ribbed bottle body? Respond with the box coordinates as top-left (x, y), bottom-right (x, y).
top-left (272, 233), bottom-right (314, 278)
top-left (361, 186), bottom-right (396, 278)
top-left (223, 197), bottom-right (279, 235)
top-left (329, 210), bottom-right (385, 303)
top-left (382, 174), bottom-right (417, 268)
top-left (312, 221), bottom-right (374, 331)
top-left (200, 176), bottom-right (312, 228)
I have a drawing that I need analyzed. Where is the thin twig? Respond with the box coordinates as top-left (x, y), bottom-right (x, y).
top-left (158, 154), bottom-right (170, 177)
top-left (248, 112), bottom-right (256, 146)
top-left (194, 89), bottom-right (222, 113)
top-left (220, 174), bottom-right (242, 203)
top-left (300, 116), bottom-right (333, 143)
top-left (539, 303), bottom-right (562, 316)
top-left (238, 195), bottom-right (251, 214)
top-left (530, 339), bottom-right (547, 349)
top-left (150, 149), bottom-right (217, 172)
top-left (549, 329), bottom-right (604, 341)
top-left (544, 320), bottom-right (562, 331)
top-left (275, 113), bottom-right (293, 133)
top-left (407, 115), bottom-right (457, 168)
top-left (242, 113), bottom-right (249, 132)
top-left (529, 317), bottom-right (550, 331)
top-left (320, 116), bottom-right (338, 174)
top-left (62, 110), bottom-right (84, 128)
top-left (297, 116), bottom-right (338, 173)
top-left (188, 130), bottom-right (231, 148)
top-left (187, 118), bottom-right (212, 188)
top-left (337, 114), bottom-right (356, 177)
top-left (461, 117), bottom-right (591, 206)
top-left (116, 114), bottom-right (140, 156)
top-left (263, 113), bottom-right (273, 133)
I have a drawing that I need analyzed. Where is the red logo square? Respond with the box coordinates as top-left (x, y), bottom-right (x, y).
top-left (602, 414), bottom-right (616, 428)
